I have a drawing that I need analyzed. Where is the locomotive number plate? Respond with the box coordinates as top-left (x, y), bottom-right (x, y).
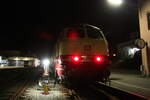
top-left (84, 45), bottom-right (92, 54)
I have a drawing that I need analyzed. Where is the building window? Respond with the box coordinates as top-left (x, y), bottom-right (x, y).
top-left (147, 13), bottom-right (150, 30)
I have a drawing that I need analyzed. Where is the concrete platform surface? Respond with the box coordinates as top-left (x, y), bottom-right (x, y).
top-left (110, 71), bottom-right (150, 100)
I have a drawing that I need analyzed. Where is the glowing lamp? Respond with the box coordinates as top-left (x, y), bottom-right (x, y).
top-left (42, 59), bottom-right (50, 66)
top-left (95, 56), bottom-right (103, 63)
top-left (107, 0), bottom-right (123, 6)
top-left (72, 56), bottom-right (80, 62)
top-left (96, 57), bottom-right (101, 61)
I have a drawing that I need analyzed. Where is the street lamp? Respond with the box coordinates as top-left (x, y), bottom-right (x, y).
top-left (107, 0), bottom-right (123, 6)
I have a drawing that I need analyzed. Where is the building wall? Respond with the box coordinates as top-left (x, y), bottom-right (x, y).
top-left (139, 0), bottom-right (150, 76)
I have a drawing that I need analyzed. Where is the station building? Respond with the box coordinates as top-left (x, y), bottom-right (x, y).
top-left (0, 50), bottom-right (40, 67)
top-left (139, 0), bottom-right (150, 76)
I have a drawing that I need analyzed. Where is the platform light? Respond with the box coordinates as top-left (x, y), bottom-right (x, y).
top-left (128, 48), bottom-right (140, 55)
top-left (42, 59), bottom-right (50, 66)
top-left (107, 0), bottom-right (123, 6)
top-left (15, 57), bottom-right (19, 60)
top-left (23, 57), bottom-right (30, 61)
top-left (113, 53), bottom-right (116, 57)
top-left (128, 47), bottom-right (140, 58)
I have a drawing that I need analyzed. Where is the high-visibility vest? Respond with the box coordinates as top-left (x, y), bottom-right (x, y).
top-left (55, 64), bottom-right (64, 76)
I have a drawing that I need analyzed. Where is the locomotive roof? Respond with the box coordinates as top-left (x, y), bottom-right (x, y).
top-left (63, 24), bottom-right (101, 31)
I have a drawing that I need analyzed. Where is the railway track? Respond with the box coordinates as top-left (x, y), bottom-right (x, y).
top-left (0, 67), bottom-right (41, 100)
top-left (7, 76), bottom-right (148, 100)
top-left (9, 68), bottom-right (41, 100)
top-left (9, 80), bottom-right (32, 100)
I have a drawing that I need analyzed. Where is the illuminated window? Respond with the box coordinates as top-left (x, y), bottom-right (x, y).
top-left (147, 13), bottom-right (150, 30)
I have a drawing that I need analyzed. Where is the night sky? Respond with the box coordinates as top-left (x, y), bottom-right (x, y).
top-left (0, 0), bottom-right (139, 57)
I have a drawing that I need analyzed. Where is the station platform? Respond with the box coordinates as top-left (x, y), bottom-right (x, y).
top-left (110, 69), bottom-right (150, 100)
top-left (0, 66), bottom-right (24, 69)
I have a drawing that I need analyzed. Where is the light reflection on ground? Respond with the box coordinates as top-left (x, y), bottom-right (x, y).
top-left (21, 81), bottom-right (70, 100)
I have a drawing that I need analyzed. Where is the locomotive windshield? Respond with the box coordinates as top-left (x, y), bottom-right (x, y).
top-left (86, 26), bottom-right (103, 39)
top-left (66, 28), bottom-right (85, 38)
top-left (61, 24), bottom-right (105, 40)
